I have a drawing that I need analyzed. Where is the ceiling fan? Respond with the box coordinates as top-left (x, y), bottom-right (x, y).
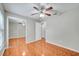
top-left (31, 4), bottom-right (53, 16)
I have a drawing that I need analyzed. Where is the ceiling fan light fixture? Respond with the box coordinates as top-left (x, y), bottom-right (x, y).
top-left (40, 13), bottom-right (45, 18)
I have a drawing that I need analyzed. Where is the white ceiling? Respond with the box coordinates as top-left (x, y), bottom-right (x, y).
top-left (3, 3), bottom-right (79, 20)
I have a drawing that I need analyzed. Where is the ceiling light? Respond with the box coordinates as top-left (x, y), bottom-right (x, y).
top-left (22, 23), bottom-right (25, 26)
top-left (40, 13), bottom-right (45, 18)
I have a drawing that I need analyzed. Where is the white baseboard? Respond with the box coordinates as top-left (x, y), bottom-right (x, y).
top-left (0, 47), bottom-right (6, 56)
top-left (47, 41), bottom-right (79, 53)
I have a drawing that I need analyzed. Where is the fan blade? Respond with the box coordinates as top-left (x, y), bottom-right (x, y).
top-left (46, 7), bottom-right (53, 11)
top-left (33, 7), bottom-right (39, 11)
top-left (45, 13), bottom-right (51, 16)
top-left (31, 13), bottom-right (39, 15)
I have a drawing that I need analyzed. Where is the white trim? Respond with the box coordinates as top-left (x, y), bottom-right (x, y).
top-left (7, 15), bottom-right (28, 47)
top-left (6, 17), bottom-right (9, 48)
top-left (26, 37), bottom-right (42, 44)
top-left (27, 38), bottom-right (79, 52)
top-left (0, 47), bottom-right (6, 56)
top-left (47, 41), bottom-right (79, 53)
top-left (0, 4), bottom-right (7, 56)
top-left (25, 18), bottom-right (28, 43)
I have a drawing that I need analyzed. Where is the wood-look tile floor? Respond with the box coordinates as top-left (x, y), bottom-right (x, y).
top-left (3, 37), bottom-right (79, 56)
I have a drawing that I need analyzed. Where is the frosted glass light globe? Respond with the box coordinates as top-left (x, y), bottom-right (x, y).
top-left (40, 13), bottom-right (45, 18)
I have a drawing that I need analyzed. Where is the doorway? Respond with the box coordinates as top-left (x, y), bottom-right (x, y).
top-left (8, 18), bottom-right (26, 48)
